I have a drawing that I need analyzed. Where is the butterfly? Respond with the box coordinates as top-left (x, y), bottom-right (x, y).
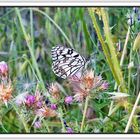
top-left (51, 45), bottom-right (86, 79)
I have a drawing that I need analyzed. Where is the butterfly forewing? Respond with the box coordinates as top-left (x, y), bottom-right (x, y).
top-left (51, 45), bottom-right (86, 79)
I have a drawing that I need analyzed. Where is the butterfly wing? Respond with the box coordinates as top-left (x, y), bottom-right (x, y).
top-left (51, 45), bottom-right (86, 79)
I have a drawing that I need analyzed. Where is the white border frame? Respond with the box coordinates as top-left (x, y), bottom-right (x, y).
top-left (0, 0), bottom-right (139, 6)
top-left (0, 1), bottom-right (140, 139)
top-left (0, 134), bottom-right (140, 139)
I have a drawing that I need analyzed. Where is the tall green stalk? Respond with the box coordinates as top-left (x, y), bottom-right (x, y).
top-left (100, 8), bottom-right (127, 93)
top-left (88, 8), bottom-right (127, 93)
top-left (15, 8), bottom-right (47, 93)
top-left (124, 92), bottom-right (140, 133)
top-left (80, 96), bottom-right (89, 132)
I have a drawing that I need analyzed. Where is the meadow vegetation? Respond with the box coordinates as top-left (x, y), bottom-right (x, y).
top-left (0, 7), bottom-right (140, 133)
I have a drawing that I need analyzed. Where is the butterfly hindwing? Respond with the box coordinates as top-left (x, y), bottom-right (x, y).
top-left (51, 45), bottom-right (86, 79)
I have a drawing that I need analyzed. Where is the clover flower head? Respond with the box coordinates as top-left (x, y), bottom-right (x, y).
top-left (69, 69), bottom-right (108, 102)
top-left (25, 95), bottom-right (36, 106)
top-left (50, 104), bottom-right (57, 110)
top-left (24, 91), bottom-right (43, 109)
top-left (0, 61), bottom-right (8, 77)
top-left (49, 83), bottom-right (60, 100)
top-left (65, 96), bottom-right (73, 104)
top-left (100, 81), bottom-right (109, 90)
top-left (0, 82), bottom-right (13, 105)
top-left (36, 106), bottom-right (57, 118)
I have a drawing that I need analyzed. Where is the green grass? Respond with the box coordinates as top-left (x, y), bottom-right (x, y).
top-left (0, 7), bottom-right (140, 133)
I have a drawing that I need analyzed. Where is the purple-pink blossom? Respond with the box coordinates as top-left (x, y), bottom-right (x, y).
top-left (25, 95), bottom-right (36, 106)
top-left (34, 121), bottom-right (41, 128)
top-left (66, 127), bottom-right (73, 133)
top-left (36, 101), bottom-right (42, 108)
top-left (100, 81), bottom-right (109, 90)
top-left (50, 104), bottom-right (57, 110)
top-left (0, 61), bottom-right (8, 76)
top-left (65, 96), bottom-right (73, 104)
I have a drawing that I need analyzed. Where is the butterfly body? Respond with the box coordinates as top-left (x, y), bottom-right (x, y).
top-left (51, 45), bottom-right (86, 79)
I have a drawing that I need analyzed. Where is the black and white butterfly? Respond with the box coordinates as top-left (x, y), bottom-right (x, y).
top-left (51, 45), bottom-right (86, 79)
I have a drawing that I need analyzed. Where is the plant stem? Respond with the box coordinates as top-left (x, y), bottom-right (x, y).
top-left (103, 104), bottom-right (120, 123)
top-left (100, 8), bottom-right (127, 93)
top-left (119, 25), bottom-right (130, 92)
top-left (15, 8), bottom-right (47, 93)
top-left (88, 8), bottom-right (127, 93)
top-left (108, 26), bottom-right (131, 122)
top-left (128, 49), bottom-right (133, 92)
top-left (58, 107), bottom-right (66, 132)
top-left (124, 92), bottom-right (140, 133)
top-left (30, 8), bottom-right (35, 53)
top-left (120, 26), bottom-right (130, 67)
top-left (80, 96), bottom-right (89, 132)
top-left (12, 103), bottom-right (30, 133)
top-left (136, 52), bottom-right (140, 95)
